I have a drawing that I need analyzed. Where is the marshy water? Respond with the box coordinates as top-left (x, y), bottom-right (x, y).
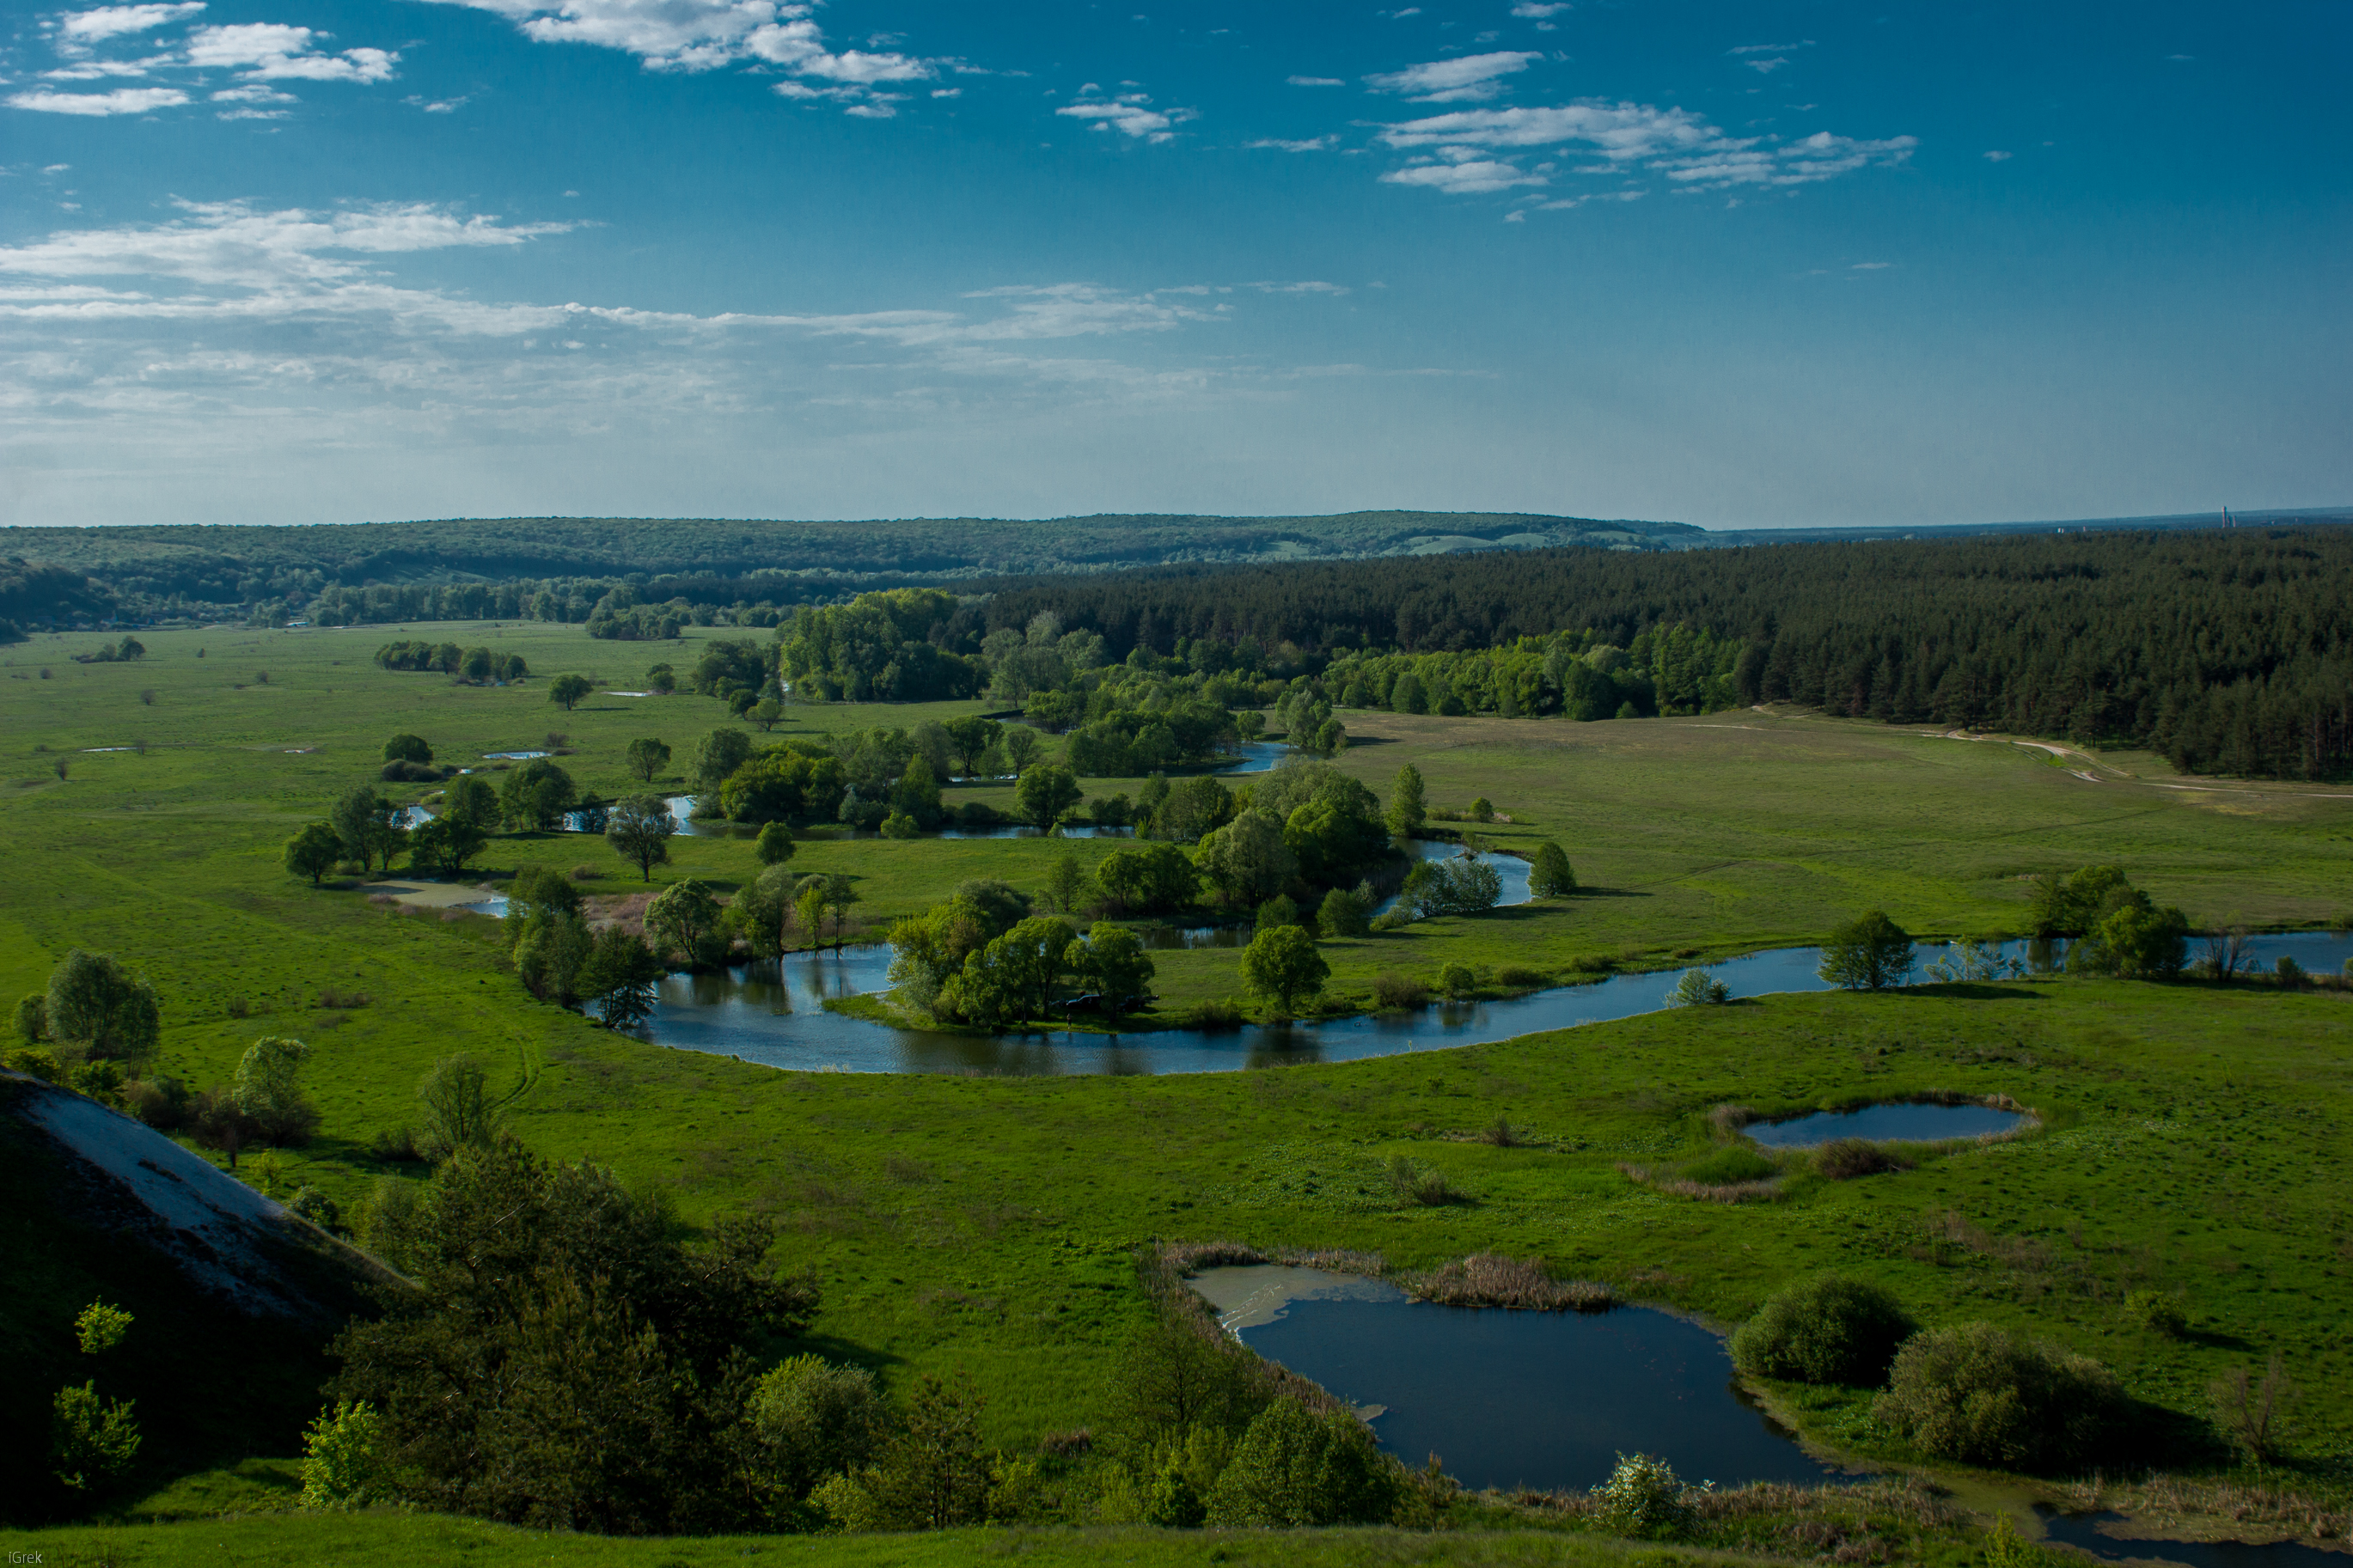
top-left (2036, 1508), bottom-right (2350, 1568)
top-left (1743, 1101), bottom-right (2027, 1149)
top-left (625, 930), bottom-right (2353, 1077)
top-left (1189, 1265), bottom-right (1832, 1493)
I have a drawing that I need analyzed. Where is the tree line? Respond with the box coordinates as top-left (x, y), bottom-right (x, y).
top-left (979, 528), bottom-right (2353, 779)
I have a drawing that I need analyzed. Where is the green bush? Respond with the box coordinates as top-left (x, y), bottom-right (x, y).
top-left (1590, 1451), bottom-right (1695, 1539)
top-left (2124, 1290), bottom-right (2188, 1338)
top-left (1437, 962), bottom-right (1476, 998)
top-left (1731, 1274), bottom-right (1919, 1386)
top-left (1873, 1322), bottom-right (2121, 1470)
top-left (1202, 1397), bottom-right (1398, 1527)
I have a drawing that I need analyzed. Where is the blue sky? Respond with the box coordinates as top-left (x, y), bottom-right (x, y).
top-left (3, 0), bottom-right (2347, 530)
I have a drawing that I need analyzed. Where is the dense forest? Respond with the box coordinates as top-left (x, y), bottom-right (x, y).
top-left (981, 529), bottom-right (2353, 781)
top-left (0, 511), bottom-right (1692, 629)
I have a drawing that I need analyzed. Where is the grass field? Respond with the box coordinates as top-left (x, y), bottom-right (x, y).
top-left (5, 619), bottom-right (2353, 1546)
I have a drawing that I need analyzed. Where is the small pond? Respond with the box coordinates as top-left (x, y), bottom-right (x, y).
top-left (1190, 1265), bottom-right (1833, 1493)
top-left (1743, 1101), bottom-right (2026, 1149)
top-left (482, 749), bottom-right (550, 760)
top-left (1219, 741), bottom-right (1294, 774)
top-left (2037, 1508), bottom-right (2350, 1568)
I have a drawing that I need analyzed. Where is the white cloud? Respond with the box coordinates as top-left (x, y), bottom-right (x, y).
top-left (1248, 280), bottom-right (1349, 294)
top-left (1381, 156), bottom-right (1547, 194)
top-left (1378, 98), bottom-right (1913, 194)
top-left (1286, 74), bottom-right (1344, 86)
top-left (1728, 41), bottom-right (1812, 54)
top-left (1510, 3), bottom-right (1568, 15)
top-left (1983, 149), bottom-right (2011, 162)
top-left (55, 3), bottom-right (203, 45)
top-left (1056, 95), bottom-right (1183, 142)
top-left (40, 52), bottom-right (176, 79)
top-left (1851, 261), bottom-right (1890, 270)
top-left (1743, 58), bottom-right (1788, 75)
top-left (1365, 50), bottom-right (1539, 102)
top-left (1246, 134), bottom-right (1336, 151)
top-left (416, 0), bottom-right (937, 107)
top-left (8, 86), bottom-right (190, 113)
top-left (185, 23), bottom-right (399, 81)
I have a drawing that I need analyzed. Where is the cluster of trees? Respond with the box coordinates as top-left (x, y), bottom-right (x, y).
top-left (778, 589), bottom-right (989, 703)
top-left (373, 641), bottom-right (531, 683)
top-left (69, 635), bottom-right (145, 665)
top-left (886, 880), bottom-right (1156, 1027)
top-left (981, 529), bottom-right (2353, 778)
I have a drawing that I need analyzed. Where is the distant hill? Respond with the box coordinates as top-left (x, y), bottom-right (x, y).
top-left (0, 506), bottom-right (2344, 629)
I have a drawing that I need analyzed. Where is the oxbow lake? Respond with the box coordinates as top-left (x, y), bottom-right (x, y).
top-left (1191, 1265), bottom-right (1834, 1493)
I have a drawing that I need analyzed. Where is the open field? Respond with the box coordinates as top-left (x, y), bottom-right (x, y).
top-left (6, 618), bottom-right (2353, 1543)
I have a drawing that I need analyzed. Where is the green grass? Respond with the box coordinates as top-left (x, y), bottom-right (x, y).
top-left (6, 1513), bottom-right (1792, 1567)
top-left (6, 619), bottom-right (2353, 1528)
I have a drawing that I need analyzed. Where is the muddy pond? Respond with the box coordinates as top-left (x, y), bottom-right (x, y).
top-left (1743, 1101), bottom-right (2027, 1148)
top-left (1189, 1265), bottom-right (1833, 1493)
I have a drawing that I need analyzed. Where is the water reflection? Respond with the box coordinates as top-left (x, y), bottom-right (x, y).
top-left (2036, 1509), bottom-right (2348, 1568)
top-left (1745, 1101), bottom-right (2026, 1149)
top-left (1205, 1266), bottom-right (1832, 1493)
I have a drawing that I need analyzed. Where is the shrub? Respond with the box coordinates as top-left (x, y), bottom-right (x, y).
top-left (2276, 955), bottom-right (2305, 985)
top-left (1591, 1452), bottom-right (1696, 1538)
top-left (1174, 998), bottom-right (1244, 1030)
top-left (121, 1075), bottom-right (189, 1130)
top-left (1814, 1138), bottom-right (1915, 1180)
top-left (1682, 1146), bottom-right (1777, 1186)
top-left (301, 1399), bottom-right (386, 1509)
top-left (1665, 967), bottom-right (1730, 1007)
top-left (1384, 1155), bottom-right (1468, 1206)
top-left (1494, 965), bottom-right (1549, 989)
top-left (52, 1380), bottom-right (141, 1492)
top-left (1873, 1322), bottom-right (2121, 1470)
top-left (1731, 1275), bottom-right (1920, 1386)
top-left (1437, 962), bottom-right (1476, 999)
top-left (1317, 887), bottom-right (1371, 939)
top-left (2124, 1290), bottom-right (2188, 1338)
top-left (1202, 1398), bottom-right (1398, 1527)
top-left (749, 1355), bottom-right (885, 1504)
top-left (2210, 1354), bottom-right (2298, 1463)
top-left (1529, 840), bottom-right (1576, 897)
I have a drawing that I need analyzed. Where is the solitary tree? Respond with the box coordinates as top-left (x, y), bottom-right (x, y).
top-left (1317, 887), bottom-right (1371, 938)
top-left (409, 816), bottom-right (488, 878)
top-left (284, 822), bottom-right (343, 886)
top-left (733, 863), bottom-right (801, 961)
top-left (607, 795), bottom-right (676, 882)
top-left (232, 1035), bottom-right (316, 1144)
top-left (796, 877), bottom-right (830, 954)
top-left (1818, 911), bottom-right (1916, 991)
top-left (382, 734), bottom-right (433, 765)
top-left (548, 674), bottom-right (593, 711)
top-left (1528, 840), bottom-right (1577, 898)
top-left (1242, 926), bottom-right (1329, 1019)
top-left (823, 875), bottom-right (860, 953)
top-left (645, 879), bottom-right (725, 967)
top-left (1042, 851), bottom-right (1091, 915)
top-left (625, 737), bottom-right (671, 784)
top-left (1014, 763), bottom-right (1083, 828)
top-left (578, 928), bottom-right (665, 1029)
top-left (1385, 764), bottom-right (1427, 841)
top-left (46, 949), bottom-right (161, 1064)
top-left (417, 1054), bottom-right (498, 1158)
top-left (755, 821), bottom-right (797, 868)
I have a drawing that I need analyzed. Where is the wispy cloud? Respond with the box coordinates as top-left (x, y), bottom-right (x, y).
top-left (1056, 92), bottom-right (1189, 142)
top-left (1286, 74), bottom-right (1344, 86)
top-left (8, 84), bottom-right (190, 114)
top-left (1511, 3), bottom-right (1569, 16)
top-left (1377, 98), bottom-right (1913, 197)
top-left (1246, 134), bottom-right (1337, 151)
top-left (1365, 50), bottom-right (1540, 103)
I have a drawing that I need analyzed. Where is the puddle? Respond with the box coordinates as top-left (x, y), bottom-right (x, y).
top-left (363, 879), bottom-right (504, 913)
top-left (2038, 1509), bottom-right (2350, 1568)
top-left (1195, 1265), bottom-right (1835, 1493)
top-left (482, 750), bottom-right (550, 760)
top-left (1744, 1101), bottom-right (2026, 1149)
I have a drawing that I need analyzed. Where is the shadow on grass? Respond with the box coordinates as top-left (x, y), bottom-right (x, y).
top-left (1907, 982), bottom-right (2049, 1001)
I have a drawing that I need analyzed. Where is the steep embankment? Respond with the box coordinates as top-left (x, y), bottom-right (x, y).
top-left (0, 1072), bottom-right (397, 1524)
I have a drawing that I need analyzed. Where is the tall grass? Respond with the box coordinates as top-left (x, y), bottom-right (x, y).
top-left (1407, 1254), bottom-right (1613, 1312)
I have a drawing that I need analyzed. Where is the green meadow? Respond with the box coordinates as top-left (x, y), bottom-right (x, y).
top-left (5, 619), bottom-right (2353, 1556)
